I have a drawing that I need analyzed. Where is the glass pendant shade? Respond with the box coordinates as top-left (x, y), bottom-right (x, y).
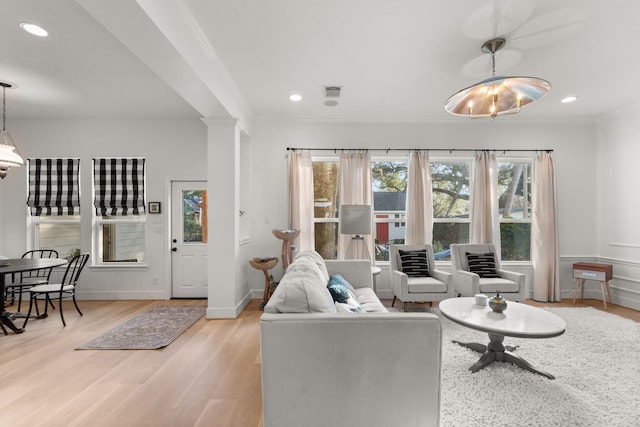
top-left (0, 81), bottom-right (24, 178)
top-left (444, 37), bottom-right (550, 119)
top-left (444, 75), bottom-right (551, 118)
top-left (0, 130), bottom-right (24, 167)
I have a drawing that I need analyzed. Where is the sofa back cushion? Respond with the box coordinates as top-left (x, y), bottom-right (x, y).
top-left (264, 257), bottom-right (336, 314)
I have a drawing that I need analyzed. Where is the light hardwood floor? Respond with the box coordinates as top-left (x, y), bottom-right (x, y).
top-left (0, 298), bottom-right (637, 427)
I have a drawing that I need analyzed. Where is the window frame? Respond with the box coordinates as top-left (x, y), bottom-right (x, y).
top-left (91, 158), bottom-right (148, 267)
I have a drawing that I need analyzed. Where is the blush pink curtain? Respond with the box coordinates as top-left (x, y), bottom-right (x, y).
top-left (287, 150), bottom-right (314, 252)
top-left (471, 151), bottom-right (501, 255)
top-left (532, 152), bottom-right (561, 302)
top-left (405, 151), bottom-right (433, 244)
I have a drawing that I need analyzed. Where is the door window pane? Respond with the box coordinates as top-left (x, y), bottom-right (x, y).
top-left (182, 190), bottom-right (208, 243)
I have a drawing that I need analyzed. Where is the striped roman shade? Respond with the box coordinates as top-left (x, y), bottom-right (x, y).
top-left (93, 158), bottom-right (146, 216)
top-left (27, 158), bottom-right (80, 216)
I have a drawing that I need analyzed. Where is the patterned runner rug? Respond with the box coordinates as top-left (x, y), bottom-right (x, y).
top-left (76, 304), bottom-right (206, 350)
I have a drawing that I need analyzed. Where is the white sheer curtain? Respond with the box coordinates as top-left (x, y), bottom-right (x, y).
top-left (338, 151), bottom-right (373, 260)
top-left (471, 151), bottom-right (501, 255)
top-left (287, 150), bottom-right (314, 252)
top-left (532, 152), bottom-right (561, 301)
top-left (405, 151), bottom-right (433, 244)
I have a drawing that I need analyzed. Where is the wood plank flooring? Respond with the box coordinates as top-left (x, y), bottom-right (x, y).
top-left (0, 298), bottom-right (637, 427)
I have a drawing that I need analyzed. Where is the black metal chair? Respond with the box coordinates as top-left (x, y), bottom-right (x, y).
top-left (22, 253), bottom-right (89, 327)
top-left (5, 249), bottom-right (59, 312)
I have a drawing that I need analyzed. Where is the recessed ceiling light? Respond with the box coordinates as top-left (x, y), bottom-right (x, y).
top-left (561, 96), bottom-right (578, 103)
top-left (324, 100), bottom-right (338, 107)
top-left (289, 94), bottom-right (302, 102)
top-left (20, 23), bottom-right (48, 37)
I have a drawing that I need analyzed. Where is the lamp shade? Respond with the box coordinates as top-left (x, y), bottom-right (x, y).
top-left (0, 130), bottom-right (24, 167)
top-left (339, 205), bottom-right (372, 235)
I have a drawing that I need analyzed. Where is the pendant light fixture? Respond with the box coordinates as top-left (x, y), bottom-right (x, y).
top-left (0, 81), bottom-right (24, 179)
top-left (444, 38), bottom-right (550, 119)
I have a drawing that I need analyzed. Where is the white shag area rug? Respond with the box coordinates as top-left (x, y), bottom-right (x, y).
top-left (436, 307), bottom-right (640, 427)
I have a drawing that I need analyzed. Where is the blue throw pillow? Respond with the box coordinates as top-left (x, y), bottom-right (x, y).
top-left (327, 274), bottom-right (356, 303)
top-left (327, 282), bottom-right (350, 303)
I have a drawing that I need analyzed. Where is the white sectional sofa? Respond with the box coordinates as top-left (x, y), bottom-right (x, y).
top-left (260, 251), bottom-right (442, 427)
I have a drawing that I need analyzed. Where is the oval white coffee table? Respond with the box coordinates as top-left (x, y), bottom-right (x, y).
top-left (439, 297), bottom-right (567, 379)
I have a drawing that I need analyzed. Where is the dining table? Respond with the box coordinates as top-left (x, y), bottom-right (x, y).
top-left (1, 257), bottom-right (68, 334)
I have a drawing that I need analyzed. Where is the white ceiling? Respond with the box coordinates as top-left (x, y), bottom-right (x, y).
top-left (2, 0), bottom-right (640, 125)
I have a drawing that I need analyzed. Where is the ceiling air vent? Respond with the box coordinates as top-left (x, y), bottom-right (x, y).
top-left (323, 86), bottom-right (342, 98)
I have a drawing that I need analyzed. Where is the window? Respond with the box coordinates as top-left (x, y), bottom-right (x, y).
top-left (312, 159), bottom-right (339, 259)
top-left (27, 158), bottom-right (81, 259)
top-left (372, 160), bottom-right (407, 261)
top-left (497, 160), bottom-right (532, 261)
top-left (93, 158), bottom-right (146, 264)
top-left (432, 160), bottom-right (471, 260)
top-left (309, 155), bottom-right (530, 263)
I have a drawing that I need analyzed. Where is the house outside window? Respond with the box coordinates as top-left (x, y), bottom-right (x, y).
top-left (92, 158), bottom-right (146, 265)
top-left (27, 158), bottom-right (81, 259)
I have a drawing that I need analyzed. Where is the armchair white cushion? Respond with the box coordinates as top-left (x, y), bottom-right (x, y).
top-left (390, 244), bottom-right (453, 310)
top-left (450, 243), bottom-right (525, 301)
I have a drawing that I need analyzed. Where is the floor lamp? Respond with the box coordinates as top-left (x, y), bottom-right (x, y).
top-left (340, 204), bottom-right (372, 260)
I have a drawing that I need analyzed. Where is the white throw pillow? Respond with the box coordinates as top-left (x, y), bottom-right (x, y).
top-left (295, 250), bottom-right (330, 282)
top-left (264, 258), bottom-right (336, 313)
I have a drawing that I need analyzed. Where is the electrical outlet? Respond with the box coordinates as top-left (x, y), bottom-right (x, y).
top-left (153, 276), bottom-right (159, 286)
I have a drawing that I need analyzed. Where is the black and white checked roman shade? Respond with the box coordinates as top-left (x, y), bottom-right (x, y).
top-left (466, 252), bottom-right (500, 278)
top-left (27, 158), bottom-right (80, 216)
top-left (398, 249), bottom-right (431, 277)
top-left (93, 158), bottom-right (146, 216)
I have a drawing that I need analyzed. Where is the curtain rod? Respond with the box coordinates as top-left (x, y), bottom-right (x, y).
top-left (286, 147), bottom-right (553, 153)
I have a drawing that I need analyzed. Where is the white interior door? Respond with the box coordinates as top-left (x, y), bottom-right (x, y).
top-left (171, 181), bottom-right (208, 298)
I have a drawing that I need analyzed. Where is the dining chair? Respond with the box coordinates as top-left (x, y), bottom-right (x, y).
top-left (5, 249), bottom-right (59, 312)
top-left (22, 253), bottom-right (90, 327)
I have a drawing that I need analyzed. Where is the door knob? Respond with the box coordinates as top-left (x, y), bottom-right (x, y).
top-left (171, 247), bottom-right (177, 252)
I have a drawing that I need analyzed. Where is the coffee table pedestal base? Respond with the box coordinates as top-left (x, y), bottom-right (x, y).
top-left (453, 333), bottom-right (555, 379)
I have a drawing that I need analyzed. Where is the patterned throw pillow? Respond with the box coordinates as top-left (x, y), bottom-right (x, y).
top-left (466, 252), bottom-right (500, 278)
top-left (398, 249), bottom-right (430, 277)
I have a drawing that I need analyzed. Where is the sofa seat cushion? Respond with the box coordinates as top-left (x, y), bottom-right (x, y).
top-left (478, 278), bottom-right (520, 293)
top-left (264, 258), bottom-right (336, 314)
top-left (352, 288), bottom-right (388, 313)
top-left (407, 277), bottom-right (448, 293)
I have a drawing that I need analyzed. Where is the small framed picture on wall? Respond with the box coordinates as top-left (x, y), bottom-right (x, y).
top-left (148, 202), bottom-right (161, 214)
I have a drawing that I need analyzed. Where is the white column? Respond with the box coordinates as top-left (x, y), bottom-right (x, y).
top-left (204, 118), bottom-right (241, 318)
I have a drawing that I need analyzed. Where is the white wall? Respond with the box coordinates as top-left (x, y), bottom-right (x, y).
top-left (596, 103), bottom-right (640, 309)
top-left (3, 115), bottom-right (637, 311)
top-left (0, 117), bottom-right (207, 299)
top-left (246, 120), bottom-right (605, 303)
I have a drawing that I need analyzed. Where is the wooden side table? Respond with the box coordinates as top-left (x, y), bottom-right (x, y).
top-left (572, 262), bottom-right (613, 309)
top-left (250, 257), bottom-right (279, 310)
